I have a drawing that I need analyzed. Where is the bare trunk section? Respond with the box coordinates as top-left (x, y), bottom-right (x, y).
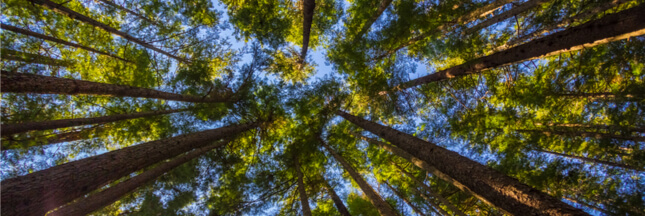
top-left (300, 0), bottom-right (316, 61)
top-left (1, 71), bottom-right (231, 103)
top-left (398, 4), bottom-right (645, 90)
top-left (1, 125), bottom-right (106, 150)
top-left (533, 123), bottom-right (645, 133)
top-left (0, 122), bottom-right (258, 216)
top-left (408, 183), bottom-right (449, 216)
top-left (319, 137), bottom-right (399, 216)
top-left (385, 181), bottom-right (427, 216)
top-left (322, 177), bottom-right (352, 216)
top-left (295, 156), bottom-right (313, 216)
top-left (352, 0), bottom-right (393, 42)
top-left (397, 165), bottom-right (466, 216)
top-left (338, 111), bottom-right (588, 215)
top-left (554, 92), bottom-right (641, 101)
top-left (48, 138), bottom-right (232, 216)
top-left (517, 129), bottom-right (645, 142)
top-left (1, 23), bottom-right (130, 62)
top-left (464, 0), bottom-right (550, 35)
top-left (95, 0), bottom-right (163, 27)
top-left (2, 109), bottom-right (185, 136)
top-left (1, 49), bottom-right (73, 66)
top-left (533, 148), bottom-right (644, 171)
top-left (563, 197), bottom-right (610, 215)
top-left (27, 0), bottom-right (190, 63)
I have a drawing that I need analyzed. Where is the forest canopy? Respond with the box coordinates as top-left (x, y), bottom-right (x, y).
top-left (1, 0), bottom-right (644, 215)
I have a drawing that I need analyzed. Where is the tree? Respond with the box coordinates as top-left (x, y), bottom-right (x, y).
top-left (295, 155), bottom-right (313, 216)
top-left (321, 176), bottom-right (352, 216)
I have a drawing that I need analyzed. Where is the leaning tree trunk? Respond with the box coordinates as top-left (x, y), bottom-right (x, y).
top-left (2, 108), bottom-right (186, 136)
top-left (322, 177), bottom-right (352, 216)
top-left (319, 137), bottom-right (399, 216)
top-left (96, 0), bottom-right (163, 27)
top-left (300, 0), bottom-right (316, 61)
top-left (48, 138), bottom-right (232, 216)
top-left (1, 48), bottom-right (73, 67)
top-left (27, 0), bottom-right (190, 63)
top-left (517, 129), bottom-right (645, 142)
top-left (0, 23), bottom-right (130, 62)
top-left (408, 183), bottom-right (449, 216)
top-left (0, 122), bottom-right (258, 216)
top-left (1, 125), bottom-right (107, 150)
top-left (338, 111), bottom-right (588, 216)
top-left (385, 181), bottom-right (427, 216)
top-left (1, 71), bottom-right (231, 103)
top-left (396, 164), bottom-right (466, 216)
top-left (352, 0), bottom-right (393, 43)
top-left (463, 0), bottom-right (550, 35)
top-left (295, 156), bottom-right (313, 216)
top-left (533, 122), bottom-right (645, 133)
top-left (532, 148), bottom-right (644, 171)
top-left (398, 4), bottom-right (645, 90)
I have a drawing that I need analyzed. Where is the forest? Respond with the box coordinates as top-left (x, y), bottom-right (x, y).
top-left (1, 0), bottom-right (644, 215)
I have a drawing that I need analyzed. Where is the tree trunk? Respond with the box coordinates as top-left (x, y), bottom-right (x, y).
top-left (408, 183), bottom-right (449, 216)
top-left (1, 71), bottom-right (231, 103)
top-left (300, 0), bottom-right (316, 61)
top-left (554, 92), bottom-right (641, 101)
top-left (27, 0), bottom-right (190, 63)
top-left (464, 0), bottom-right (550, 35)
top-left (533, 123), bottom-right (645, 133)
top-left (352, 0), bottom-right (393, 42)
top-left (0, 23), bottom-right (130, 62)
top-left (322, 177), bottom-right (352, 216)
top-left (397, 165), bottom-right (466, 216)
top-left (0, 122), bottom-right (258, 216)
top-left (95, 0), bottom-right (163, 27)
top-left (1, 125), bottom-right (106, 150)
top-left (48, 138), bottom-right (231, 216)
top-left (295, 156), bottom-right (313, 216)
top-left (338, 111), bottom-right (588, 216)
top-left (319, 137), bottom-right (399, 216)
top-left (398, 4), bottom-right (645, 90)
top-left (2, 108), bottom-right (185, 136)
top-left (563, 197), bottom-right (610, 215)
top-left (533, 148), bottom-right (644, 171)
top-left (385, 181), bottom-right (426, 216)
top-left (517, 129), bottom-right (645, 142)
top-left (1, 48), bottom-right (73, 66)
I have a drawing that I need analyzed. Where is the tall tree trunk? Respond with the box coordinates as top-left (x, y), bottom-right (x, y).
top-left (517, 129), bottom-right (645, 142)
top-left (338, 111), bottom-right (588, 215)
top-left (1, 48), bottom-right (73, 66)
top-left (563, 197), bottom-right (610, 215)
top-left (294, 156), bottom-right (313, 216)
top-left (554, 92), bottom-right (641, 101)
top-left (372, 0), bottom-right (514, 61)
top-left (27, 0), bottom-right (190, 63)
top-left (463, 0), bottom-right (550, 35)
top-left (1, 23), bottom-right (130, 62)
top-left (532, 148), bottom-right (644, 171)
top-left (319, 137), bottom-right (399, 216)
top-left (397, 4), bottom-right (645, 90)
top-left (322, 177), bottom-right (352, 216)
top-left (48, 138), bottom-right (232, 216)
top-left (1, 108), bottom-right (185, 136)
top-left (533, 123), bottom-right (645, 133)
top-left (0, 122), bottom-right (258, 216)
top-left (408, 183), bottom-right (449, 216)
top-left (1, 71), bottom-right (231, 103)
top-left (300, 0), bottom-right (316, 61)
top-left (385, 181), bottom-right (426, 216)
top-left (397, 164), bottom-right (466, 216)
top-left (352, 0), bottom-right (393, 43)
top-left (95, 0), bottom-right (163, 27)
top-left (1, 125), bottom-right (106, 150)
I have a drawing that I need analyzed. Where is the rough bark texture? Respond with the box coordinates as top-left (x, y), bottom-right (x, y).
top-left (338, 111), bottom-right (588, 216)
top-left (2, 109), bottom-right (185, 136)
top-left (534, 149), bottom-right (644, 171)
top-left (464, 0), bottom-right (550, 35)
top-left (385, 181), bottom-right (426, 216)
top-left (1, 125), bottom-right (106, 150)
top-left (295, 156), bottom-right (313, 216)
top-left (399, 4), bottom-right (645, 90)
top-left (517, 129), bottom-right (645, 142)
top-left (0, 23), bottom-right (130, 62)
top-left (1, 48), bottom-right (73, 66)
top-left (352, 0), bottom-right (393, 42)
top-left (398, 166), bottom-right (466, 216)
top-left (319, 137), bottom-right (399, 216)
top-left (300, 0), bottom-right (316, 61)
top-left (48, 138), bottom-right (231, 216)
top-left (96, 0), bottom-right (162, 26)
top-left (27, 0), bottom-right (189, 63)
top-left (322, 177), bottom-right (352, 216)
top-left (0, 122), bottom-right (258, 216)
top-left (1, 71), bottom-right (230, 103)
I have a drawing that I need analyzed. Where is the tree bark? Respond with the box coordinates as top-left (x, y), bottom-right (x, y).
top-left (517, 129), bottom-right (645, 142)
top-left (319, 137), bottom-right (399, 216)
top-left (300, 0), bottom-right (316, 61)
top-left (322, 177), bottom-right (352, 216)
top-left (2, 108), bottom-right (185, 136)
top-left (48, 138), bottom-right (231, 216)
top-left (533, 123), bottom-right (645, 133)
top-left (294, 156), bottom-right (313, 216)
top-left (1, 125), bottom-right (106, 150)
top-left (385, 181), bottom-right (426, 216)
top-left (532, 148), bottom-right (644, 171)
top-left (408, 183), bottom-right (449, 216)
top-left (1, 71), bottom-right (231, 103)
top-left (397, 165), bottom-right (466, 216)
top-left (352, 0), bottom-right (393, 43)
top-left (27, 0), bottom-right (190, 63)
top-left (338, 110), bottom-right (588, 216)
top-left (554, 92), bottom-right (640, 101)
top-left (0, 121), bottom-right (258, 216)
top-left (464, 0), bottom-right (550, 35)
top-left (397, 4), bottom-right (645, 90)
top-left (95, 0), bottom-right (163, 27)
top-left (1, 23), bottom-right (130, 62)
top-left (563, 197), bottom-right (610, 215)
top-left (1, 48), bottom-right (73, 66)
